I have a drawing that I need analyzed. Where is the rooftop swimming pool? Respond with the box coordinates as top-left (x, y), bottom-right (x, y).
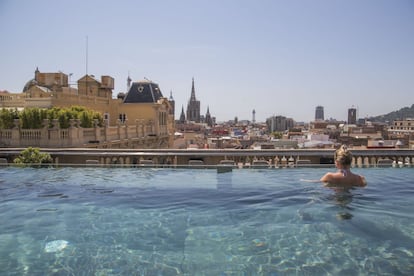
top-left (0, 167), bottom-right (413, 275)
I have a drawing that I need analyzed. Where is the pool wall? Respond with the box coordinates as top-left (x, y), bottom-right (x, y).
top-left (1, 148), bottom-right (413, 168)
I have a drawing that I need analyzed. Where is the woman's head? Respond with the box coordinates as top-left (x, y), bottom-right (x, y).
top-left (334, 145), bottom-right (352, 168)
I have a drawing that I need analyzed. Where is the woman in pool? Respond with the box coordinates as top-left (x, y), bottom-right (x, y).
top-left (320, 145), bottom-right (366, 187)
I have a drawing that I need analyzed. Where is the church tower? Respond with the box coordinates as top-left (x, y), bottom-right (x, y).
top-left (205, 106), bottom-right (213, 127)
top-left (168, 90), bottom-right (175, 116)
top-left (186, 78), bottom-right (200, 123)
top-left (179, 106), bottom-right (186, 123)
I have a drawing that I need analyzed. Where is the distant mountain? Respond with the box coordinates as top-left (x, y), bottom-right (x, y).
top-left (369, 104), bottom-right (414, 122)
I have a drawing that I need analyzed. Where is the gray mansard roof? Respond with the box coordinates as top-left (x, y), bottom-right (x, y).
top-left (123, 80), bottom-right (164, 103)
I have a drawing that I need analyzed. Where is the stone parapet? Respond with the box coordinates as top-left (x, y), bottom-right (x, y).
top-left (0, 148), bottom-right (413, 168)
top-left (0, 119), bottom-right (167, 148)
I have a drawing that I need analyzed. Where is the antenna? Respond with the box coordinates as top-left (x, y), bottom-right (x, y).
top-left (86, 35), bottom-right (88, 76)
top-left (85, 35), bottom-right (89, 96)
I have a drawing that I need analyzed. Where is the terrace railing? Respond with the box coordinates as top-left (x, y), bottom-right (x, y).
top-left (0, 118), bottom-right (169, 148)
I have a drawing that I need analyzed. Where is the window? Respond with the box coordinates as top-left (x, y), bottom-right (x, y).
top-left (104, 113), bottom-right (110, 126)
top-left (119, 113), bottom-right (126, 123)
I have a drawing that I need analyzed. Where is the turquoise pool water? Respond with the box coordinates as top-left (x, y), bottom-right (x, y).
top-left (0, 167), bottom-right (413, 275)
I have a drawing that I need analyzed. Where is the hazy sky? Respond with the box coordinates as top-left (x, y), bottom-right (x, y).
top-left (1, 0), bottom-right (413, 122)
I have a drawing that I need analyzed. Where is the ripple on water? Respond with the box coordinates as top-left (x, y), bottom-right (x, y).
top-left (0, 167), bottom-right (413, 275)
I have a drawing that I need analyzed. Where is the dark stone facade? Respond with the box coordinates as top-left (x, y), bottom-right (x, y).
top-left (186, 78), bottom-right (200, 122)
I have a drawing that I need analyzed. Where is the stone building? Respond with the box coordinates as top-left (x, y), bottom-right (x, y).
top-left (0, 68), bottom-right (175, 148)
top-left (388, 119), bottom-right (414, 148)
top-left (389, 119), bottom-right (414, 134)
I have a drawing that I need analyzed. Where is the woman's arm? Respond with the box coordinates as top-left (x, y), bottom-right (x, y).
top-left (358, 175), bottom-right (367, 187)
top-left (320, 172), bottom-right (332, 183)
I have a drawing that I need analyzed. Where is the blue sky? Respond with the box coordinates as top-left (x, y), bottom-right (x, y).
top-left (1, 0), bottom-right (413, 122)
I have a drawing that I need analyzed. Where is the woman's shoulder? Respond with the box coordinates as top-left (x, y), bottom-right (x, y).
top-left (321, 171), bottom-right (366, 187)
top-left (320, 171), bottom-right (343, 183)
top-left (355, 174), bottom-right (367, 187)
top-left (320, 172), bottom-right (334, 182)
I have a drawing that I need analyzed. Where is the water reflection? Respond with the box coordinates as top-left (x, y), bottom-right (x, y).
top-left (216, 171), bottom-right (233, 191)
top-left (327, 187), bottom-right (354, 220)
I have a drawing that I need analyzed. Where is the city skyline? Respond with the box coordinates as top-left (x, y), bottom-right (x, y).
top-left (1, 0), bottom-right (413, 122)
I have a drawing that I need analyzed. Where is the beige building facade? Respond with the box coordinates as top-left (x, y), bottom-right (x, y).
top-left (389, 119), bottom-right (414, 133)
top-left (0, 68), bottom-right (175, 148)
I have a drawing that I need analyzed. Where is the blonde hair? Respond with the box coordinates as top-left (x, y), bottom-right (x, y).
top-left (334, 145), bottom-right (353, 167)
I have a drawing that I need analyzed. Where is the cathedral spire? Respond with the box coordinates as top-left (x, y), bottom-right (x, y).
top-left (186, 77), bottom-right (201, 123)
top-left (179, 105), bottom-right (186, 123)
top-left (190, 77), bottom-right (196, 101)
top-left (205, 106), bottom-right (213, 127)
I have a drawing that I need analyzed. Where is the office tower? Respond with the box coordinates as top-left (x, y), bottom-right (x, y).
top-left (348, 107), bottom-right (357, 124)
top-left (315, 106), bottom-right (324, 121)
